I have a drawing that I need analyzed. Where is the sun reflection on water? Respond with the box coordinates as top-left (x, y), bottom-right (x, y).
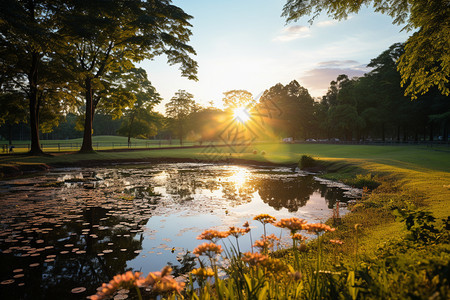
top-left (227, 167), bottom-right (249, 189)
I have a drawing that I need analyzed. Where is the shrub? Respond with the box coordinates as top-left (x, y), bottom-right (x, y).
top-left (344, 173), bottom-right (380, 190)
top-left (299, 155), bottom-right (316, 170)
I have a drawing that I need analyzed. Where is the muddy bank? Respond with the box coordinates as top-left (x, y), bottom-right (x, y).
top-left (0, 156), bottom-right (299, 179)
top-left (0, 162), bottom-right (51, 178)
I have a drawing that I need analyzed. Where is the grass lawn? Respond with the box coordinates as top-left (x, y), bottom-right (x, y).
top-left (1, 135), bottom-right (191, 152)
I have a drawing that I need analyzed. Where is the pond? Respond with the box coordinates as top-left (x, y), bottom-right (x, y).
top-left (0, 163), bottom-right (360, 299)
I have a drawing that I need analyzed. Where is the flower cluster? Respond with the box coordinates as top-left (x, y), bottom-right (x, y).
top-left (90, 267), bottom-right (184, 300)
top-left (253, 238), bottom-right (273, 252)
top-left (304, 223), bottom-right (335, 234)
top-left (197, 229), bottom-right (229, 242)
top-left (241, 252), bottom-right (271, 266)
top-left (228, 226), bottom-right (250, 238)
top-left (291, 233), bottom-right (307, 241)
top-left (90, 271), bottom-right (141, 300)
top-left (253, 234), bottom-right (280, 252)
top-left (191, 267), bottom-right (215, 279)
top-left (242, 252), bottom-right (287, 273)
top-left (193, 242), bottom-right (223, 257)
top-left (274, 217), bottom-right (307, 233)
top-left (253, 214), bottom-right (276, 225)
top-left (137, 266), bottom-right (185, 295)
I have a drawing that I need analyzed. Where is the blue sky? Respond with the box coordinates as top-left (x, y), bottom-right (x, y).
top-left (139, 0), bottom-right (411, 113)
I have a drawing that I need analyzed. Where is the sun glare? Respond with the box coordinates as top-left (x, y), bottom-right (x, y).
top-left (228, 168), bottom-right (249, 189)
top-left (233, 107), bottom-right (251, 124)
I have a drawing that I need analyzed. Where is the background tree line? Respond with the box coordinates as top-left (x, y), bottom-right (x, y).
top-left (2, 42), bottom-right (449, 145)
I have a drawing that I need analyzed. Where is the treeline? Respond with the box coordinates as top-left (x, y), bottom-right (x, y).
top-left (256, 44), bottom-right (449, 142)
top-left (2, 41), bottom-right (449, 146)
top-left (178, 43), bottom-right (449, 143)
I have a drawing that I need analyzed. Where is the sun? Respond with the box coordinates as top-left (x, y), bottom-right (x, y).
top-left (233, 107), bottom-right (251, 124)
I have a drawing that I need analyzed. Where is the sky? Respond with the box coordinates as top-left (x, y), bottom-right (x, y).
top-left (139, 0), bottom-right (411, 113)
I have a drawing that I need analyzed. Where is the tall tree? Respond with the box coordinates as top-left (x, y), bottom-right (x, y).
top-left (165, 90), bottom-right (197, 145)
top-left (258, 80), bottom-right (314, 139)
top-left (282, 0), bottom-right (450, 99)
top-left (222, 90), bottom-right (254, 110)
top-left (116, 68), bottom-right (162, 146)
top-left (0, 0), bottom-right (68, 154)
top-left (58, 0), bottom-right (198, 153)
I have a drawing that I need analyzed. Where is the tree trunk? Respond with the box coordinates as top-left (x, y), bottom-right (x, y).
top-left (444, 124), bottom-right (448, 142)
top-left (127, 113), bottom-right (136, 148)
top-left (429, 123), bottom-right (434, 141)
top-left (179, 119), bottom-right (183, 146)
top-left (28, 51), bottom-right (44, 155)
top-left (381, 123), bottom-right (385, 142)
top-left (80, 78), bottom-right (95, 153)
top-left (8, 123), bottom-right (12, 146)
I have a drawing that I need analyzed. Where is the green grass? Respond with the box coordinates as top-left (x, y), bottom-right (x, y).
top-left (0, 135), bottom-right (192, 153)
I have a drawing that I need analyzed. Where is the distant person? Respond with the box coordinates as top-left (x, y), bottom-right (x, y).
top-left (9, 145), bottom-right (14, 152)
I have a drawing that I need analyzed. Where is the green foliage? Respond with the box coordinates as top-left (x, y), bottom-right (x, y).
top-left (397, 0), bottom-right (450, 99)
top-left (299, 154), bottom-right (316, 169)
top-left (165, 90), bottom-right (198, 145)
top-left (257, 80), bottom-right (315, 140)
top-left (282, 0), bottom-right (450, 99)
top-left (222, 90), bottom-right (254, 109)
top-left (394, 207), bottom-right (449, 245)
top-left (343, 174), bottom-right (380, 190)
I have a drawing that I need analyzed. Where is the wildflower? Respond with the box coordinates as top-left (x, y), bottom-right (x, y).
top-left (291, 233), bottom-right (307, 241)
top-left (265, 233), bottom-right (280, 242)
top-left (274, 217), bottom-right (307, 233)
top-left (228, 226), bottom-right (250, 238)
top-left (329, 239), bottom-right (344, 245)
top-left (191, 267), bottom-right (215, 279)
top-left (243, 221), bottom-right (250, 228)
top-left (90, 271), bottom-right (141, 300)
top-left (253, 214), bottom-right (276, 225)
top-left (137, 266), bottom-right (185, 295)
top-left (242, 252), bottom-right (287, 273)
top-left (193, 242), bottom-right (223, 257)
top-left (253, 238), bottom-right (273, 252)
top-left (197, 229), bottom-right (229, 242)
top-left (242, 252), bottom-right (270, 266)
top-left (304, 223), bottom-right (335, 234)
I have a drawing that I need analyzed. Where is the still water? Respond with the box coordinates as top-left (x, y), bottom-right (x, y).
top-left (0, 163), bottom-right (359, 299)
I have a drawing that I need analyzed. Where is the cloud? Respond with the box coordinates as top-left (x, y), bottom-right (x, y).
top-left (273, 25), bottom-right (310, 42)
top-left (317, 20), bottom-right (337, 27)
top-left (317, 60), bottom-right (359, 67)
top-left (299, 62), bottom-right (371, 97)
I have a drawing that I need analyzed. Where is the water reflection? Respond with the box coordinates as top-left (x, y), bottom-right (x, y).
top-left (0, 163), bottom-right (359, 299)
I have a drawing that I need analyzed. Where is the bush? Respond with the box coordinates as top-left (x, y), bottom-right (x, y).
top-left (299, 155), bottom-right (316, 170)
top-left (344, 173), bottom-right (380, 190)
